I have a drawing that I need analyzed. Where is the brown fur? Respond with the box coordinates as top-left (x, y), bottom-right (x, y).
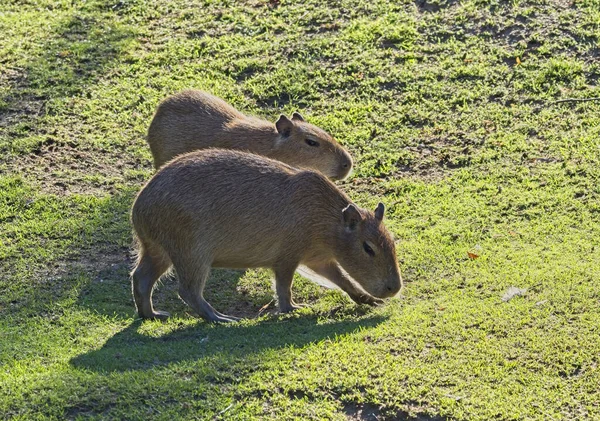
top-left (147, 90), bottom-right (353, 180)
top-left (130, 149), bottom-right (402, 322)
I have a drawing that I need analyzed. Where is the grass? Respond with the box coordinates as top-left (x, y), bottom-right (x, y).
top-left (1, 0), bottom-right (600, 419)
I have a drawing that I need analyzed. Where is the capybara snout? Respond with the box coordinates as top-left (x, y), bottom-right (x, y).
top-left (130, 149), bottom-right (401, 322)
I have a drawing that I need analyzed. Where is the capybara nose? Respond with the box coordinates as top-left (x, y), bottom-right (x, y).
top-left (343, 155), bottom-right (353, 169)
top-left (384, 280), bottom-right (402, 297)
top-left (338, 156), bottom-right (353, 180)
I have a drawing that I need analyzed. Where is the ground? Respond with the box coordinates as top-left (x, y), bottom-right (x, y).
top-left (1, 0), bottom-right (600, 419)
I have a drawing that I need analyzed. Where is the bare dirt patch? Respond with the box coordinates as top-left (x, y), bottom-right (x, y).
top-left (345, 133), bottom-right (478, 192)
top-left (0, 68), bottom-right (48, 132)
top-left (0, 99), bottom-right (47, 129)
top-left (2, 139), bottom-right (151, 195)
top-left (344, 402), bottom-right (445, 421)
top-left (409, 133), bottom-right (480, 170)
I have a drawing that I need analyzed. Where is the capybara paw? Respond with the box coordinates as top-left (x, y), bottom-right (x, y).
top-left (141, 310), bottom-right (171, 320)
top-left (206, 313), bottom-right (240, 323)
top-left (369, 297), bottom-right (385, 306)
top-left (352, 294), bottom-right (384, 306)
top-left (279, 302), bottom-right (305, 313)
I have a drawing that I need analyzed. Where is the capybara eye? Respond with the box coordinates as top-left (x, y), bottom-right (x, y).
top-left (305, 138), bottom-right (319, 147)
top-left (363, 242), bottom-right (375, 257)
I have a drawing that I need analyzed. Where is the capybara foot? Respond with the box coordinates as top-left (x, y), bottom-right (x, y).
top-left (279, 301), bottom-right (305, 313)
top-left (351, 293), bottom-right (384, 306)
top-left (140, 310), bottom-right (171, 320)
top-left (205, 312), bottom-right (240, 323)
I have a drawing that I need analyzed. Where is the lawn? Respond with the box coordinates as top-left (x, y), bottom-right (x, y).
top-left (1, 0), bottom-right (600, 419)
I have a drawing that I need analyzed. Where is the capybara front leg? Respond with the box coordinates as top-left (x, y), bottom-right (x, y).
top-left (306, 261), bottom-right (384, 306)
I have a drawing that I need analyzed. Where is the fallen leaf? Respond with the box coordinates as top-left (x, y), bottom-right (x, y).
top-left (502, 286), bottom-right (527, 302)
top-left (467, 252), bottom-right (479, 260)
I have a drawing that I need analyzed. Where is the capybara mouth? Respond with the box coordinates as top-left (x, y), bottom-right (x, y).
top-left (331, 170), bottom-right (351, 182)
top-left (371, 283), bottom-right (402, 299)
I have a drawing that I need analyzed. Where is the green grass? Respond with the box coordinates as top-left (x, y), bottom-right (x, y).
top-left (1, 0), bottom-right (600, 419)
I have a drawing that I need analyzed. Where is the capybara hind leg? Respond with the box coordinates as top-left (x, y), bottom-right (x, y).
top-left (175, 258), bottom-right (239, 323)
top-left (274, 263), bottom-right (303, 313)
top-left (179, 287), bottom-right (240, 323)
top-left (132, 244), bottom-right (172, 320)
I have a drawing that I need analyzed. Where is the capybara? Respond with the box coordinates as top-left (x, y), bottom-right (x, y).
top-left (147, 90), bottom-right (353, 180)
top-left (131, 149), bottom-right (401, 322)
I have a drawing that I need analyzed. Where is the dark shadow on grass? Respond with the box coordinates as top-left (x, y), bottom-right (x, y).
top-left (0, 3), bottom-right (135, 154)
top-left (70, 313), bottom-right (388, 373)
top-left (0, 188), bottom-right (138, 320)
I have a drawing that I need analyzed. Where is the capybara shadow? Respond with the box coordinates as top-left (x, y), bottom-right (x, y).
top-left (70, 313), bottom-right (388, 373)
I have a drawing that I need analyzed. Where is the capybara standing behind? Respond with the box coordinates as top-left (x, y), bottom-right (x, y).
top-left (147, 90), bottom-right (353, 180)
top-left (131, 149), bottom-right (402, 322)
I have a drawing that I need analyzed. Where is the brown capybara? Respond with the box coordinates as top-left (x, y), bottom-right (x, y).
top-left (130, 149), bottom-right (402, 323)
top-left (146, 90), bottom-right (353, 180)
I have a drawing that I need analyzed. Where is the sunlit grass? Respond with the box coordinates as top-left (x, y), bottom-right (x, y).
top-left (1, 0), bottom-right (599, 419)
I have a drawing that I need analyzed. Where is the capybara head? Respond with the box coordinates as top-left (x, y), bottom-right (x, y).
top-left (274, 113), bottom-right (353, 181)
top-left (335, 202), bottom-right (402, 298)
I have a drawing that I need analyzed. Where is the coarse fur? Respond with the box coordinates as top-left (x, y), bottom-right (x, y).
top-left (130, 149), bottom-right (402, 322)
top-left (147, 90), bottom-right (353, 180)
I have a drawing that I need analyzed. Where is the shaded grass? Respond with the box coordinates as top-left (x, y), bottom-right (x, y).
top-left (1, 0), bottom-right (600, 419)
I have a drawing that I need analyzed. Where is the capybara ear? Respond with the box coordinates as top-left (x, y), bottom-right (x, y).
top-left (291, 112), bottom-right (305, 122)
top-left (275, 115), bottom-right (293, 137)
top-left (374, 202), bottom-right (385, 221)
top-left (342, 204), bottom-right (363, 231)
